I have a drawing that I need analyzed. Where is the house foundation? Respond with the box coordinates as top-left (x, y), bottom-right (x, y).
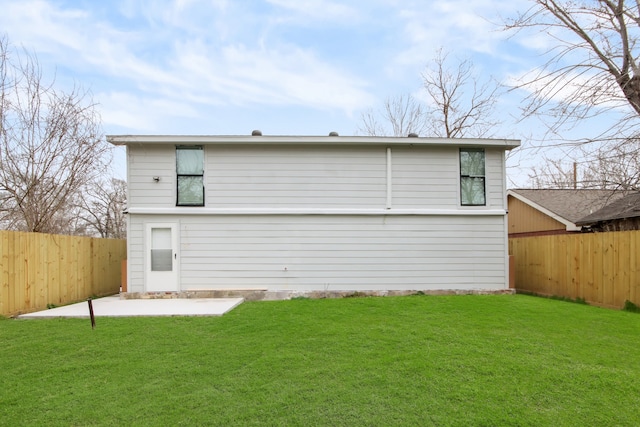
top-left (120, 288), bottom-right (515, 301)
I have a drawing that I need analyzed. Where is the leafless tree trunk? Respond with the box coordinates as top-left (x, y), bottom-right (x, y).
top-left (0, 36), bottom-right (111, 234)
top-left (505, 0), bottom-right (640, 138)
top-left (358, 49), bottom-right (501, 138)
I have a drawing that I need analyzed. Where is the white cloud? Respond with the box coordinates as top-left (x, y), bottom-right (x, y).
top-left (506, 67), bottom-right (625, 111)
top-left (266, 0), bottom-right (361, 22)
top-left (402, 4), bottom-right (498, 54)
top-left (174, 40), bottom-right (376, 112)
top-left (1, 0), bottom-right (89, 54)
top-left (382, 0), bottom-right (530, 78)
top-left (99, 91), bottom-right (201, 131)
top-left (0, 0), bottom-right (377, 131)
top-left (1, 0), bottom-right (555, 137)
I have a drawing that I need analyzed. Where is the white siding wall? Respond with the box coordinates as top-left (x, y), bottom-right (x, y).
top-left (127, 144), bottom-right (505, 211)
top-left (128, 214), bottom-right (507, 292)
top-left (206, 145), bottom-right (386, 208)
top-left (128, 217), bottom-right (145, 292)
top-left (126, 143), bottom-right (509, 293)
top-left (486, 148), bottom-right (505, 208)
top-left (128, 144), bottom-right (176, 208)
top-left (391, 147), bottom-right (458, 208)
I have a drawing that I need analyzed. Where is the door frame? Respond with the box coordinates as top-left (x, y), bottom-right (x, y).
top-left (145, 222), bottom-right (180, 292)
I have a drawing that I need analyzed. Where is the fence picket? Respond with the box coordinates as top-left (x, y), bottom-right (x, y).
top-left (510, 230), bottom-right (640, 309)
top-left (0, 231), bottom-right (126, 317)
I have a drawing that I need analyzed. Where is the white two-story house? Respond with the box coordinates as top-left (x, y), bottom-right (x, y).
top-left (108, 133), bottom-right (519, 298)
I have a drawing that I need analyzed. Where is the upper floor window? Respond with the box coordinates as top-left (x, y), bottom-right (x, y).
top-left (176, 146), bottom-right (204, 206)
top-left (460, 148), bottom-right (485, 206)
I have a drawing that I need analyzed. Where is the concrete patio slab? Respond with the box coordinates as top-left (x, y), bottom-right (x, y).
top-left (18, 295), bottom-right (244, 318)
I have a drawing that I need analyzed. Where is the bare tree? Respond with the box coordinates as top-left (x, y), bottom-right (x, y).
top-left (422, 49), bottom-right (501, 138)
top-left (528, 138), bottom-right (640, 190)
top-left (528, 158), bottom-right (582, 189)
top-left (358, 94), bottom-right (427, 137)
top-left (76, 178), bottom-right (127, 239)
top-left (359, 49), bottom-right (502, 138)
top-left (586, 140), bottom-right (640, 189)
top-left (0, 36), bottom-right (111, 234)
top-left (505, 0), bottom-right (640, 137)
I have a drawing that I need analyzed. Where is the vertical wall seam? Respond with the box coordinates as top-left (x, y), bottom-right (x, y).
top-left (386, 147), bottom-right (392, 209)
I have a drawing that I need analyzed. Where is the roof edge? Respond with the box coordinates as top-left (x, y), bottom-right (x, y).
top-left (107, 134), bottom-right (520, 149)
top-left (575, 192), bottom-right (640, 225)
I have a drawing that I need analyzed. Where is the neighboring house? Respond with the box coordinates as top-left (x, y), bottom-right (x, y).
top-left (576, 192), bottom-right (640, 232)
top-left (108, 133), bottom-right (519, 298)
top-left (507, 189), bottom-right (623, 237)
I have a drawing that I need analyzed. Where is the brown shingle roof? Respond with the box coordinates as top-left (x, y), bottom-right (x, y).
top-left (509, 189), bottom-right (623, 224)
top-left (576, 192), bottom-right (640, 225)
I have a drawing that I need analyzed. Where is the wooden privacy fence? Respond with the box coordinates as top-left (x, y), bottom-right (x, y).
top-left (509, 230), bottom-right (640, 309)
top-left (0, 231), bottom-right (127, 317)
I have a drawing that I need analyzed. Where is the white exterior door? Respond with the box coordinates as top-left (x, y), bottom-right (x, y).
top-left (146, 223), bottom-right (179, 292)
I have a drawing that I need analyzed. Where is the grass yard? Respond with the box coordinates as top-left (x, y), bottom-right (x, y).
top-left (1, 294), bottom-right (639, 426)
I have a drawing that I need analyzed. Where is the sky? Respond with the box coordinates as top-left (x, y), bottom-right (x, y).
top-left (0, 0), bottom-right (623, 186)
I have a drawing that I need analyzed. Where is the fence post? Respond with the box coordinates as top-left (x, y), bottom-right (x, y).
top-left (509, 255), bottom-right (515, 289)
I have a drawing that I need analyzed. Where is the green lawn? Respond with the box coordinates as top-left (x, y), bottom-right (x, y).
top-left (1, 295), bottom-right (639, 426)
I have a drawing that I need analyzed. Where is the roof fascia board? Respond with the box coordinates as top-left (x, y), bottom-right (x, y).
top-left (107, 135), bottom-right (520, 149)
top-left (507, 190), bottom-right (581, 231)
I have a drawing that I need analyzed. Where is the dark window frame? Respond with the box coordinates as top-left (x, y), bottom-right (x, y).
top-left (176, 145), bottom-right (205, 207)
top-left (459, 148), bottom-right (486, 207)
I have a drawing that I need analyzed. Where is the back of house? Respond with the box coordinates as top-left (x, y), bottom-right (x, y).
top-left (108, 133), bottom-right (519, 298)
